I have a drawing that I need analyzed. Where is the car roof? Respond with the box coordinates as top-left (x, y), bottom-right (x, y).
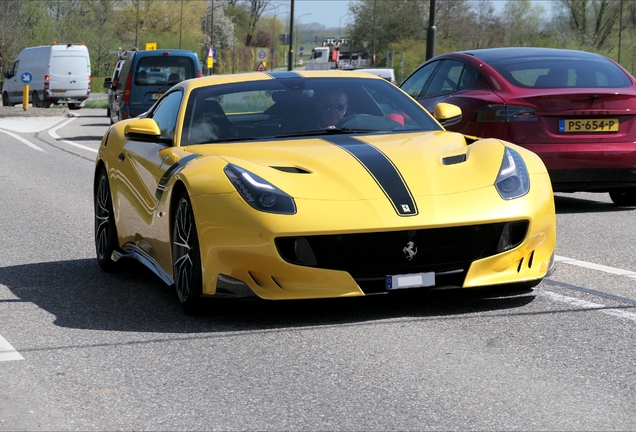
top-left (457, 47), bottom-right (607, 63)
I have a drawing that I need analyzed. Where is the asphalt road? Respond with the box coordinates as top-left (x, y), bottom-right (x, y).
top-left (1, 108), bottom-right (635, 430)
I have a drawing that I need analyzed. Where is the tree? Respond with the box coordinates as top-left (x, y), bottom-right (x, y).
top-left (501, 0), bottom-right (545, 47)
top-left (553, 0), bottom-right (621, 51)
top-left (348, 0), bottom-right (427, 64)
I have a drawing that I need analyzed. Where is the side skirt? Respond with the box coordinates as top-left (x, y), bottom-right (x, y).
top-left (112, 243), bottom-right (174, 286)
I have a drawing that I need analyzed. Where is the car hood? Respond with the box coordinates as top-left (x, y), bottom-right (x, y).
top-left (185, 131), bottom-right (508, 201)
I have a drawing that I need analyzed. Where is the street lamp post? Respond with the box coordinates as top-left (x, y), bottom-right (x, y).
top-left (339, 14), bottom-right (347, 39)
top-left (267, 5), bottom-right (283, 70)
top-left (294, 13), bottom-right (311, 68)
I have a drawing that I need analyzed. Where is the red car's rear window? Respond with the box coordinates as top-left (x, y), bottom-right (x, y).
top-left (488, 58), bottom-right (633, 89)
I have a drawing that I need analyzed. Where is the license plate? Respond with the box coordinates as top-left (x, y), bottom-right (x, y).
top-left (558, 119), bottom-right (619, 133)
top-left (53, 91), bottom-right (66, 95)
top-left (151, 93), bottom-right (163, 100)
top-left (386, 272), bottom-right (435, 290)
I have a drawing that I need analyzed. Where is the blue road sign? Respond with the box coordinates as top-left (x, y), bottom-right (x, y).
top-left (21, 72), bottom-right (33, 84)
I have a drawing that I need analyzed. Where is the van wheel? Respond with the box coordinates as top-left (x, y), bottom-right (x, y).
top-left (68, 103), bottom-right (81, 110)
top-left (32, 91), bottom-right (41, 108)
top-left (2, 92), bottom-right (11, 107)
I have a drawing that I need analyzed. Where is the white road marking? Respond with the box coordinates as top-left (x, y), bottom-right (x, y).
top-left (0, 116), bottom-right (68, 133)
top-left (0, 129), bottom-right (45, 152)
top-left (48, 117), bottom-right (98, 153)
top-left (539, 290), bottom-right (636, 323)
top-left (556, 255), bottom-right (636, 279)
top-left (0, 333), bottom-right (24, 362)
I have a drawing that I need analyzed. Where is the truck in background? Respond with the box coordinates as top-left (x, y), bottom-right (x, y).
top-left (2, 43), bottom-right (91, 109)
top-left (305, 38), bottom-right (371, 70)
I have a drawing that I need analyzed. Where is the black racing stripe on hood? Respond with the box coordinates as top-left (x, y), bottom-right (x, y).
top-left (266, 71), bottom-right (303, 79)
top-left (155, 153), bottom-right (200, 201)
top-left (322, 136), bottom-right (418, 216)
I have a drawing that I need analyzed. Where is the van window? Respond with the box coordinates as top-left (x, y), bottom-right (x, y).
top-left (135, 56), bottom-right (196, 86)
top-left (10, 60), bottom-right (19, 78)
top-left (51, 56), bottom-right (88, 76)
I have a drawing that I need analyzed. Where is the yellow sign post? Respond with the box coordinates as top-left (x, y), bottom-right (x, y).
top-left (23, 84), bottom-right (29, 110)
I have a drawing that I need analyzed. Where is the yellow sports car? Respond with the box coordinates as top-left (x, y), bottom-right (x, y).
top-left (94, 70), bottom-right (556, 313)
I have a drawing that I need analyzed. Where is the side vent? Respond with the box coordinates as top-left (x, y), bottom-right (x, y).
top-left (271, 166), bottom-right (312, 174)
top-left (442, 154), bottom-right (467, 165)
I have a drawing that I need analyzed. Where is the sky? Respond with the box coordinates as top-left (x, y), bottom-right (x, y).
top-left (271, 0), bottom-right (554, 30)
top-left (271, 0), bottom-right (353, 30)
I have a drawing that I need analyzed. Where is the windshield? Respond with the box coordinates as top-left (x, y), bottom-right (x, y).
top-left (181, 77), bottom-right (441, 145)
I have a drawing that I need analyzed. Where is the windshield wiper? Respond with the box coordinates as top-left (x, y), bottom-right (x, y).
top-left (275, 128), bottom-right (377, 138)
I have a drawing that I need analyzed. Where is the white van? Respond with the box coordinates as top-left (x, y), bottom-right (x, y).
top-left (2, 43), bottom-right (91, 109)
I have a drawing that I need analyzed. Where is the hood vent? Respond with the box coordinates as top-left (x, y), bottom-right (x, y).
top-left (271, 166), bottom-right (311, 174)
top-left (442, 154), bottom-right (467, 165)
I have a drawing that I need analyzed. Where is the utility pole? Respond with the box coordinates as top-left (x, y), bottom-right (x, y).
top-left (288, 0), bottom-right (295, 71)
top-left (372, 0), bottom-right (376, 65)
top-left (209, 0), bottom-right (214, 75)
top-left (426, 0), bottom-right (437, 60)
top-left (179, 0), bottom-right (184, 49)
top-left (135, 0), bottom-right (140, 49)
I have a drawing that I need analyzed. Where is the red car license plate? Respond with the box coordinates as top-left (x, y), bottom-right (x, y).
top-left (559, 119), bottom-right (619, 133)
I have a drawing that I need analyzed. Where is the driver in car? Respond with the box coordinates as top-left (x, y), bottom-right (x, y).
top-left (317, 90), bottom-right (348, 129)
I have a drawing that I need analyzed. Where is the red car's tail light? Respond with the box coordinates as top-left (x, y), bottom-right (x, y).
top-left (473, 104), bottom-right (539, 122)
top-left (123, 71), bottom-right (133, 106)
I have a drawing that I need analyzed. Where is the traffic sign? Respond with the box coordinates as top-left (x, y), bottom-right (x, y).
top-left (21, 72), bottom-right (32, 84)
top-left (256, 62), bottom-right (267, 72)
top-left (257, 48), bottom-right (268, 62)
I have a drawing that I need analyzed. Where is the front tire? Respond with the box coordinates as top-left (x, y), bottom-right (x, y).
top-left (94, 168), bottom-right (120, 271)
top-left (172, 190), bottom-right (203, 314)
top-left (609, 189), bottom-right (636, 206)
top-left (2, 91), bottom-right (12, 107)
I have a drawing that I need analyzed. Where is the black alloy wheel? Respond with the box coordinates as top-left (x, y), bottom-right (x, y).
top-left (609, 189), bottom-right (636, 206)
top-left (172, 190), bottom-right (203, 314)
top-left (94, 168), bottom-right (120, 271)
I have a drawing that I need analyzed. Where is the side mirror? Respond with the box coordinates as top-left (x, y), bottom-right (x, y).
top-left (104, 78), bottom-right (112, 89)
top-left (433, 103), bottom-right (462, 128)
top-left (124, 118), bottom-right (172, 144)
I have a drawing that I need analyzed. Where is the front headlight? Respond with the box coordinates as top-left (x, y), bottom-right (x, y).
top-left (495, 147), bottom-right (530, 200)
top-left (224, 163), bottom-right (297, 214)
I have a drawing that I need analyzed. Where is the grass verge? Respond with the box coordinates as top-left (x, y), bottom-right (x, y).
top-left (85, 99), bottom-right (108, 109)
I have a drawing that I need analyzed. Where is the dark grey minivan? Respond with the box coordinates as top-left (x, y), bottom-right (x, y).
top-left (106, 49), bottom-right (201, 124)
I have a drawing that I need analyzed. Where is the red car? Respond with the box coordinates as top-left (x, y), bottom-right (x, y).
top-left (400, 47), bottom-right (636, 206)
